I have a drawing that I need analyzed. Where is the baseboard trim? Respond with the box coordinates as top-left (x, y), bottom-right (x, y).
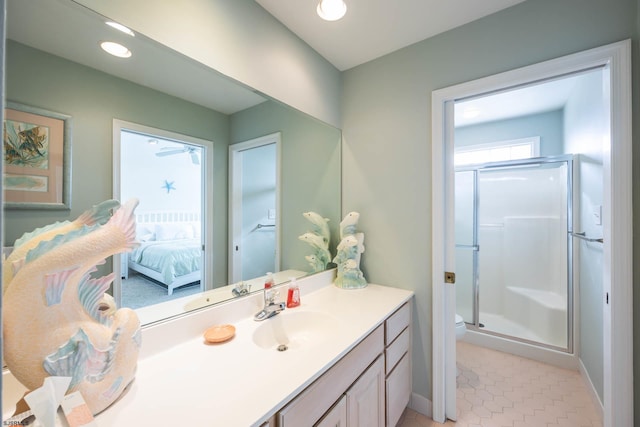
top-left (408, 393), bottom-right (432, 418)
top-left (579, 358), bottom-right (604, 421)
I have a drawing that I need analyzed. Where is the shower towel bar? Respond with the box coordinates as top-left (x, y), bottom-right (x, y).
top-left (254, 224), bottom-right (276, 230)
top-left (569, 231), bottom-right (603, 243)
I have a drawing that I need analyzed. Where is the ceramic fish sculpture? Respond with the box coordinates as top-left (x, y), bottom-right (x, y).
top-left (302, 211), bottom-right (330, 245)
top-left (298, 232), bottom-right (328, 250)
top-left (339, 211), bottom-right (360, 240)
top-left (3, 199), bottom-right (121, 294)
top-left (3, 199), bottom-right (142, 415)
top-left (334, 212), bottom-right (366, 289)
top-left (300, 212), bottom-right (332, 273)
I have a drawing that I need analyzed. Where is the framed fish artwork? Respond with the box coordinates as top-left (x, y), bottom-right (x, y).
top-left (3, 102), bottom-right (72, 209)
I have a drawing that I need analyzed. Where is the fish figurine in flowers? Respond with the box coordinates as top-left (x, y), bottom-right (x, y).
top-left (3, 199), bottom-right (142, 415)
top-left (333, 212), bottom-right (366, 289)
top-left (299, 212), bottom-right (331, 273)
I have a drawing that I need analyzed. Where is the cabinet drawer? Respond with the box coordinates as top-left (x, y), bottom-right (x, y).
top-left (386, 353), bottom-right (411, 427)
top-left (385, 326), bottom-right (409, 374)
top-left (385, 302), bottom-right (410, 345)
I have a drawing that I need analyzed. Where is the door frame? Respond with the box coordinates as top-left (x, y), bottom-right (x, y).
top-left (228, 132), bottom-right (281, 282)
top-left (431, 40), bottom-right (632, 425)
top-left (112, 119), bottom-right (215, 305)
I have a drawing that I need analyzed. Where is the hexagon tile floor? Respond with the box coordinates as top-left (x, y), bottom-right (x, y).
top-left (397, 341), bottom-right (602, 427)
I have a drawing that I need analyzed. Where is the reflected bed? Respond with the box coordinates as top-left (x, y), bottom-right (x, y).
top-left (127, 211), bottom-right (203, 295)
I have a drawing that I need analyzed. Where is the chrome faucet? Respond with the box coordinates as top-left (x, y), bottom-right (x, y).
top-left (254, 288), bottom-right (286, 321)
top-left (232, 281), bottom-right (251, 297)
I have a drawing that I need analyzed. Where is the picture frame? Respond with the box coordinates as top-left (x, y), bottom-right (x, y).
top-left (3, 102), bottom-right (72, 209)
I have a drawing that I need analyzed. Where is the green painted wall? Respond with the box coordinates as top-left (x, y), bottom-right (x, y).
top-left (455, 109), bottom-right (564, 156)
top-left (230, 100), bottom-right (342, 271)
top-left (4, 41), bottom-right (230, 286)
top-left (342, 0), bottom-right (638, 408)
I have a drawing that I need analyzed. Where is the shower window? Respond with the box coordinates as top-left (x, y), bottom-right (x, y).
top-left (454, 136), bottom-right (540, 166)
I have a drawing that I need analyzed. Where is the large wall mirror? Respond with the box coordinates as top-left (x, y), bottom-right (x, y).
top-left (3, 0), bottom-right (342, 326)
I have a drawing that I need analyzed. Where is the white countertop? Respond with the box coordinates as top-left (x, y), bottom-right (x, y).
top-left (96, 279), bottom-right (413, 426)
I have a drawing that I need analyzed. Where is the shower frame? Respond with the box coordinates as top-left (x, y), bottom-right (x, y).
top-left (456, 154), bottom-right (574, 353)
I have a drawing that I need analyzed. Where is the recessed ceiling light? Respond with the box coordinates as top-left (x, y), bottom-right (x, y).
top-left (317, 0), bottom-right (347, 21)
top-left (105, 21), bottom-right (135, 37)
top-left (100, 41), bottom-right (132, 58)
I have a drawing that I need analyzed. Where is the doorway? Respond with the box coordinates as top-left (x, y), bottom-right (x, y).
top-left (112, 119), bottom-right (214, 316)
top-left (228, 132), bottom-right (281, 283)
top-left (431, 40), bottom-right (632, 426)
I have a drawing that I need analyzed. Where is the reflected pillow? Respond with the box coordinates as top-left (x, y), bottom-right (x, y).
top-left (154, 223), bottom-right (195, 241)
top-left (136, 226), bottom-right (155, 242)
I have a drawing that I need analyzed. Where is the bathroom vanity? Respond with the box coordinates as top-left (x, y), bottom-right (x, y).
top-left (102, 270), bottom-right (412, 426)
top-left (2, 270), bottom-right (413, 426)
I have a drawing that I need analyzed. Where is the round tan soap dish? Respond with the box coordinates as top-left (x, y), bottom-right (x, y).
top-left (204, 324), bottom-right (235, 344)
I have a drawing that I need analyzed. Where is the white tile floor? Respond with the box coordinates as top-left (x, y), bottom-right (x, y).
top-left (397, 341), bottom-right (602, 427)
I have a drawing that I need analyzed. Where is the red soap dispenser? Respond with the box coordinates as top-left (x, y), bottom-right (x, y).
top-left (264, 272), bottom-right (274, 289)
top-left (286, 277), bottom-right (300, 308)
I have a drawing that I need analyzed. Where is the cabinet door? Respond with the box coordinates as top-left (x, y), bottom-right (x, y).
top-left (386, 353), bottom-right (411, 427)
top-left (346, 356), bottom-right (385, 427)
top-left (315, 395), bottom-right (347, 427)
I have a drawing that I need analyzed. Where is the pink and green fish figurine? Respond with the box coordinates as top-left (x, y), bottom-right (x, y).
top-left (3, 199), bottom-right (142, 415)
top-left (3, 199), bottom-right (120, 294)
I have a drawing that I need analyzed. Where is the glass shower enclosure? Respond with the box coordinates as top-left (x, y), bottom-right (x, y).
top-left (455, 156), bottom-right (573, 351)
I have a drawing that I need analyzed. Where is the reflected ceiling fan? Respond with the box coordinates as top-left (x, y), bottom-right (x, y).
top-left (155, 144), bottom-right (200, 165)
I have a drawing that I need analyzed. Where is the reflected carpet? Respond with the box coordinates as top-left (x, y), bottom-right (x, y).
top-left (121, 271), bottom-right (201, 309)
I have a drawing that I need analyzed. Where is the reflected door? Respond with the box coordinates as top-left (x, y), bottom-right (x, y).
top-left (114, 121), bottom-right (211, 311)
top-left (229, 133), bottom-right (281, 283)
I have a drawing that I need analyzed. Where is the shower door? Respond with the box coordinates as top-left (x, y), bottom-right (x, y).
top-left (455, 157), bottom-right (572, 351)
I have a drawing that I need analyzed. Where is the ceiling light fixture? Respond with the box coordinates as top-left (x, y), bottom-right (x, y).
top-left (100, 41), bottom-right (132, 58)
top-left (317, 0), bottom-right (347, 21)
top-left (105, 21), bottom-right (135, 37)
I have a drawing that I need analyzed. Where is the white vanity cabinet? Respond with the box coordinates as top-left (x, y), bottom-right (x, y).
top-left (84, 274), bottom-right (414, 427)
top-left (276, 302), bottom-right (411, 427)
top-left (316, 395), bottom-right (347, 427)
top-left (346, 355), bottom-right (385, 426)
top-left (384, 303), bottom-right (412, 427)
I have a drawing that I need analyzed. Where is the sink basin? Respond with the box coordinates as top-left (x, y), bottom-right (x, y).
top-left (252, 311), bottom-right (340, 351)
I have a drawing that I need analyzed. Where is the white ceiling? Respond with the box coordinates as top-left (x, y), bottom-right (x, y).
top-left (9, 0), bottom-right (586, 127)
top-left (257, 0), bottom-right (593, 125)
top-left (256, 0), bottom-right (526, 71)
top-left (454, 72), bottom-right (595, 127)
